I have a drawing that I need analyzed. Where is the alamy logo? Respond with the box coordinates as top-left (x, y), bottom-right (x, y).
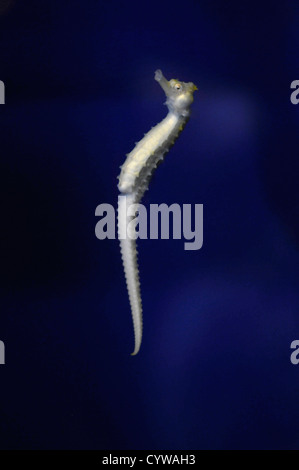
top-left (95, 199), bottom-right (203, 250)
top-left (290, 80), bottom-right (299, 105)
top-left (0, 81), bottom-right (4, 104)
top-left (290, 340), bottom-right (299, 365)
top-left (0, 341), bottom-right (5, 365)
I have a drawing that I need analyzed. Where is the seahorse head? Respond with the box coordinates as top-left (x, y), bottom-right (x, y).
top-left (154, 69), bottom-right (197, 117)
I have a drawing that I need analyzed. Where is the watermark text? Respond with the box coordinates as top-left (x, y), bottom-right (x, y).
top-left (95, 198), bottom-right (203, 251)
top-left (0, 341), bottom-right (5, 365)
top-left (290, 80), bottom-right (299, 105)
top-left (0, 81), bottom-right (4, 104)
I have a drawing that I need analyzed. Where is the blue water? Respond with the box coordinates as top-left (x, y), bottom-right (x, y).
top-left (0, 0), bottom-right (299, 449)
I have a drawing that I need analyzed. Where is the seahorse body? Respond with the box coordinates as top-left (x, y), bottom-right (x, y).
top-left (118, 70), bottom-right (197, 355)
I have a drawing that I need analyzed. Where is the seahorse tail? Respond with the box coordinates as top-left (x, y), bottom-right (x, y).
top-left (118, 193), bottom-right (143, 355)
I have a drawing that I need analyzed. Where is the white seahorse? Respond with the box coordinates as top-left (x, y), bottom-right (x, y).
top-left (118, 70), bottom-right (197, 355)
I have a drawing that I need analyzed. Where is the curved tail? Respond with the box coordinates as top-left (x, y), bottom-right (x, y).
top-left (118, 193), bottom-right (143, 355)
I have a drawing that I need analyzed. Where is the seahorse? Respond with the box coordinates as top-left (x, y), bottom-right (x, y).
top-left (117, 70), bottom-right (197, 355)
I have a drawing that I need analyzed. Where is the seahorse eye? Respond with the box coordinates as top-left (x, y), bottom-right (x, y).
top-left (175, 84), bottom-right (181, 90)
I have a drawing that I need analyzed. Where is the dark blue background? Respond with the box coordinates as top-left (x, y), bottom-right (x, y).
top-left (1, 0), bottom-right (299, 450)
